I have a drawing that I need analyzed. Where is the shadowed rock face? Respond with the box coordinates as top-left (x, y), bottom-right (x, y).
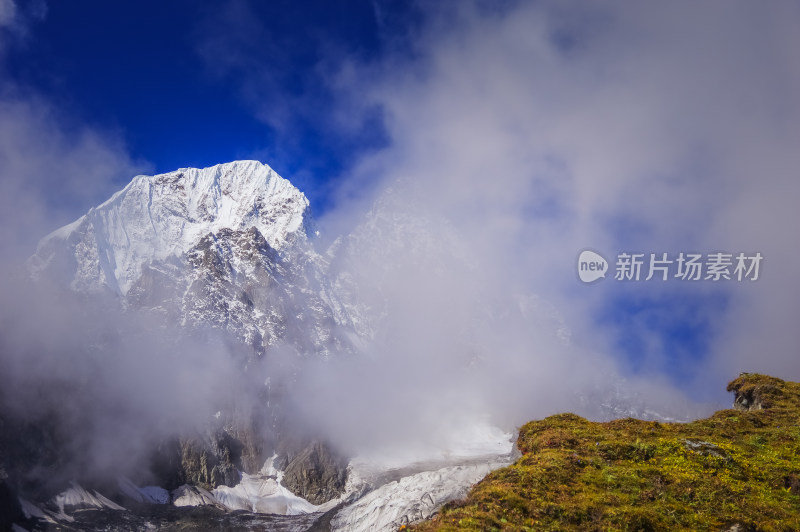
top-left (280, 441), bottom-right (349, 505)
top-left (0, 408), bottom-right (72, 501)
top-left (177, 434), bottom-right (242, 490)
top-left (732, 391), bottom-right (763, 411)
top-left (727, 372), bottom-right (776, 411)
top-left (0, 476), bottom-right (25, 532)
top-left (147, 420), bottom-right (269, 492)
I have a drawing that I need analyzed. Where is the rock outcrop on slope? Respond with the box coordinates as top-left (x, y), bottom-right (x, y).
top-left (279, 440), bottom-right (349, 505)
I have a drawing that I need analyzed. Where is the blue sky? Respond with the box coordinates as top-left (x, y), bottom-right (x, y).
top-left (1, 1), bottom-right (799, 406)
top-left (2, 0), bottom-right (409, 211)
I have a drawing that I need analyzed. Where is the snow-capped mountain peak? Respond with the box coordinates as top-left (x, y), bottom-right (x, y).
top-left (31, 160), bottom-right (310, 295)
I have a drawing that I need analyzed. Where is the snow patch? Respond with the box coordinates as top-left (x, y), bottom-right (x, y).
top-left (332, 421), bottom-right (515, 531)
top-left (332, 459), bottom-right (511, 532)
top-left (118, 477), bottom-right (169, 504)
top-left (54, 481), bottom-right (127, 511)
top-left (171, 484), bottom-right (224, 508)
top-left (211, 471), bottom-right (328, 515)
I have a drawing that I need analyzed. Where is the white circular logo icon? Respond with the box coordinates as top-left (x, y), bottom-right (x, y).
top-left (578, 250), bottom-right (608, 283)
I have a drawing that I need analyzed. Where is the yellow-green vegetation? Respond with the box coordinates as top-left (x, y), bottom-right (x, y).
top-left (409, 374), bottom-right (800, 531)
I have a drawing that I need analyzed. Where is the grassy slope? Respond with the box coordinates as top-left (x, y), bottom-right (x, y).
top-left (409, 374), bottom-right (800, 531)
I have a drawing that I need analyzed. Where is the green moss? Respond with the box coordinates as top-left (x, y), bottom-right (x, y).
top-left (410, 374), bottom-right (800, 532)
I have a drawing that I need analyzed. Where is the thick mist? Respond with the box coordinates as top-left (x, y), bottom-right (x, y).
top-left (0, 276), bottom-right (265, 489)
top-left (0, 19), bottom-right (254, 487)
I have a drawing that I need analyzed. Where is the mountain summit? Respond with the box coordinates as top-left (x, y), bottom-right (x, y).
top-left (31, 160), bottom-right (312, 296)
top-left (30, 160), bottom-right (349, 359)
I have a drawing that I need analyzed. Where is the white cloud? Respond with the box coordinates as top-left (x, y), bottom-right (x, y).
top-left (0, 0), bottom-right (16, 28)
top-left (312, 0), bottom-right (800, 433)
top-left (0, 1), bottom-right (143, 262)
top-left (0, 0), bottom-right (46, 48)
top-left (0, 92), bottom-right (148, 261)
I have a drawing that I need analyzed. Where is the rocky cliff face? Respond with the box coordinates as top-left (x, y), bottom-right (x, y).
top-left (0, 468), bottom-right (26, 532)
top-left (279, 441), bottom-right (349, 505)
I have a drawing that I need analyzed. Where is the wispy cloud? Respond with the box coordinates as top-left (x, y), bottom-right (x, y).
top-left (0, 0), bottom-right (46, 49)
top-left (0, 92), bottom-right (148, 261)
top-left (0, 0), bottom-right (147, 259)
top-left (301, 0), bottom-right (800, 447)
top-left (0, 0), bottom-right (17, 29)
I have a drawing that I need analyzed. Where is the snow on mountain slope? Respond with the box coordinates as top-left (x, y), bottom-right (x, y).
top-left (31, 160), bottom-right (310, 296)
top-left (29, 160), bottom-right (353, 358)
top-left (331, 458), bottom-right (512, 532)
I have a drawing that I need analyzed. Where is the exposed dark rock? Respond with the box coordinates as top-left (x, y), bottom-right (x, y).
top-left (280, 441), bottom-right (348, 505)
top-left (0, 477), bottom-right (25, 532)
top-left (784, 473), bottom-right (800, 495)
top-left (225, 420), bottom-right (267, 475)
top-left (732, 388), bottom-right (764, 411)
top-left (145, 407), bottom-right (270, 492)
top-left (0, 408), bottom-right (71, 501)
top-left (177, 432), bottom-right (241, 490)
top-left (148, 438), bottom-right (185, 492)
top-left (273, 453), bottom-right (289, 472)
top-left (727, 372), bottom-right (779, 411)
